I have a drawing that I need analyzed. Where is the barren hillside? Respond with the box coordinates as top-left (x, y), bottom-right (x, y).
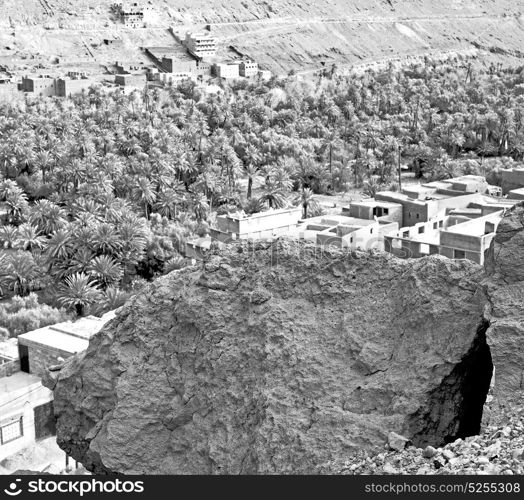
top-left (0, 0), bottom-right (522, 74)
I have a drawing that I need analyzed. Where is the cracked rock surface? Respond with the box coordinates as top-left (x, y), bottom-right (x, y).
top-left (46, 240), bottom-right (490, 474)
top-left (485, 204), bottom-right (524, 399)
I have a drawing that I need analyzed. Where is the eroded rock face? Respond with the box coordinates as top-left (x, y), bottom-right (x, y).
top-left (485, 203), bottom-right (524, 399)
top-left (46, 241), bottom-right (491, 474)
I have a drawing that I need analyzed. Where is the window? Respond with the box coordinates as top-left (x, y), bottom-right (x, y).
top-left (383, 208), bottom-right (389, 215)
top-left (439, 221), bottom-right (443, 228)
top-left (454, 249), bottom-right (466, 259)
top-left (403, 231), bottom-right (409, 238)
top-left (433, 222), bottom-right (438, 229)
top-left (0, 417), bottom-right (23, 445)
top-left (416, 213), bottom-right (420, 219)
top-left (370, 228), bottom-right (373, 234)
top-left (418, 226), bottom-right (425, 234)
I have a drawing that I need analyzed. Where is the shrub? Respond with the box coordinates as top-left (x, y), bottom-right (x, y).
top-left (307, 203), bottom-right (326, 218)
top-left (0, 293), bottom-right (71, 338)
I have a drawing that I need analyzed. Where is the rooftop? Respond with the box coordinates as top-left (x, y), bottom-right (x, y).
top-left (146, 46), bottom-right (194, 62)
top-left (0, 371), bottom-right (44, 407)
top-left (18, 328), bottom-right (89, 354)
top-left (301, 215), bottom-right (377, 228)
top-left (351, 199), bottom-right (402, 208)
top-left (18, 311), bottom-right (116, 354)
top-left (222, 207), bottom-right (301, 221)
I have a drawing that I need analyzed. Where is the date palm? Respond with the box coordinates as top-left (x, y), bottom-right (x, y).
top-left (91, 287), bottom-right (130, 316)
top-left (45, 229), bottom-right (73, 262)
top-left (132, 177), bottom-right (157, 219)
top-left (0, 225), bottom-right (18, 249)
top-left (88, 255), bottom-right (124, 289)
top-left (191, 194), bottom-right (210, 222)
top-left (56, 272), bottom-right (102, 317)
top-left (91, 222), bottom-right (123, 256)
top-left (296, 188), bottom-right (320, 219)
top-left (29, 199), bottom-right (67, 235)
top-left (5, 252), bottom-right (42, 296)
top-left (14, 224), bottom-right (46, 251)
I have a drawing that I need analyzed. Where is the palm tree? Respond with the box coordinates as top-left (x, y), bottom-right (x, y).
top-left (244, 163), bottom-right (259, 200)
top-left (88, 255), bottom-right (124, 289)
top-left (45, 229), bottom-right (72, 262)
top-left (91, 223), bottom-right (123, 256)
top-left (258, 180), bottom-right (288, 209)
top-left (34, 150), bottom-right (54, 184)
top-left (91, 287), bottom-right (130, 316)
top-left (296, 188), bottom-right (320, 219)
top-left (29, 199), bottom-right (67, 235)
top-left (56, 272), bottom-right (102, 316)
top-left (132, 177), bottom-right (157, 219)
top-left (362, 178), bottom-right (381, 198)
top-left (4, 188), bottom-right (28, 225)
top-left (68, 247), bottom-right (96, 275)
top-left (191, 194), bottom-right (209, 222)
top-left (154, 186), bottom-right (184, 220)
top-left (14, 224), bottom-right (46, 251)
top-left (0, 225), bottom-right (19, 249)
top-left (5, 252), bottom-right (42, 296)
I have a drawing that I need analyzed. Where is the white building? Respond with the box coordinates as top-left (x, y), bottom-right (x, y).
top-left (214, 62), bottom-right (240, 79)
top-left (0, 311), bottom-right (116, 461)
top-left (239, 60), bottom-right (258, 77)
top-left (185, 32), bottom-right (217, 59)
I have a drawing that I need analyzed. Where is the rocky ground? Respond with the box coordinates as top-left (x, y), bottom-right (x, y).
top-left (336, 398), bottom-right (524, 475)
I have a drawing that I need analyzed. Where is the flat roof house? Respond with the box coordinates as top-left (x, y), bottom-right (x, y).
top-left (17, 311), bottom-right (116, 378)
top-left (213, 62), bottom-right (240, 79)
top-left (21, 76), bottom-right (56, 97)
top-left (384, 210), bottom-right (504, 264)
top-left (210, 207), bottom-right (303, 243)
top-left (185, 32), bottom-right (217, 60)
top-left (0, 311), bottom-right (116, 462)
top-left (293, 215), bottom-right (399, 252)
top-left (115, 73), bottom-right (147, 89)
top-left (239, 60), bottom-right (259, 78)
top-left (0, 369), bottom-right (55, 461)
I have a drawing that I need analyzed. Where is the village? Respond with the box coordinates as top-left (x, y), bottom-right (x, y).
top-left (1, 164), bottom-right (524, 472)
top-left (0, 2), bottom-right (272, 101)
top-left (186, 168), bottom-right (524, 266)
top-left (0, 0), bottom-right (523, 479)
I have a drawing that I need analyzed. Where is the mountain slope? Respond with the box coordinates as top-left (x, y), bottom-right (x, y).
top-left (0, 0), bottom-right (522, 74)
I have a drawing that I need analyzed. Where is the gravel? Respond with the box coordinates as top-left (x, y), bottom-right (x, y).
top-left (336, 401), bottom-right (524, 475)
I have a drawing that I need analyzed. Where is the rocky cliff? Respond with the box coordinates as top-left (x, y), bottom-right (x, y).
top-left (45, 240), bottom-right (495, 474)
top-left (485, 203), bottom-right (524, 400)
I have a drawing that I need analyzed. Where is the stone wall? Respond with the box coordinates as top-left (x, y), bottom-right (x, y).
top-left (18, 339), bottom-right (72, 378)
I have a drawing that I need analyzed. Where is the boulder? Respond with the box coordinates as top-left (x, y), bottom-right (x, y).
top-left (423, 446), bottom-right (437, 458)
top-left (46, 241), bottom-right (492, 474)
top-left (484, 203), bottom-right (524, 399)
top-left (388, 432), bottom-right (410, 451)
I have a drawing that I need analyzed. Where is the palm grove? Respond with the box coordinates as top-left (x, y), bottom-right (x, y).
top-left (0, 58), bottom-right (522, 337)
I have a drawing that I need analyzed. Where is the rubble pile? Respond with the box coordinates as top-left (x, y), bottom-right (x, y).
top-left (338, 402), bottom-right (524, 475)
